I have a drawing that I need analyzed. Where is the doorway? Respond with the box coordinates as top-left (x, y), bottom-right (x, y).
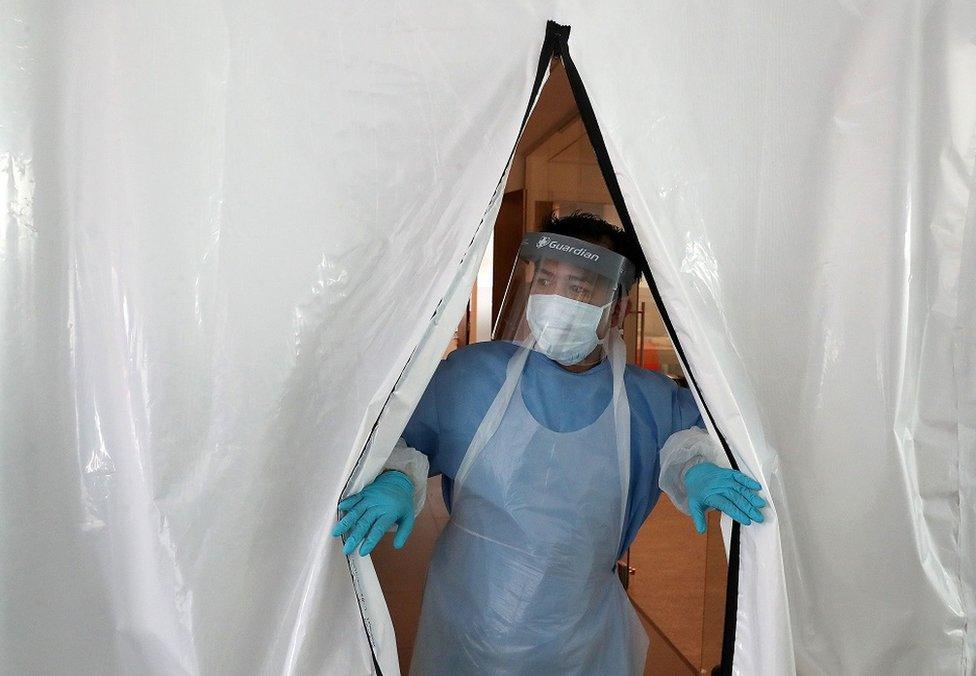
top-left (372, 57), bottom-right (729, 675)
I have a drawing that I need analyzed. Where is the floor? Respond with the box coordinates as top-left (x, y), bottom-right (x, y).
top-left (372, 477), bottom-right (727, 675)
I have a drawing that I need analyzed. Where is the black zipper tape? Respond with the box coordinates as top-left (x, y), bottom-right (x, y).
top-left (548, 20), bottom-right (742, 675)
top-left (337, 21), bottom-right (563, 675)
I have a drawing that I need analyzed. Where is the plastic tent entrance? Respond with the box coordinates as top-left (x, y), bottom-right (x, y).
top-left (2, 4), bottom-right (974, 675)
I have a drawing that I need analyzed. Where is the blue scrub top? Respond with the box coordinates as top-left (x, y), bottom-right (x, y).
top-left (402, 340), bottom-right (705, 558)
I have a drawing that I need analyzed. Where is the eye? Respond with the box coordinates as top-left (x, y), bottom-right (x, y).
top-left (538, 278), bottom-right (552, 287)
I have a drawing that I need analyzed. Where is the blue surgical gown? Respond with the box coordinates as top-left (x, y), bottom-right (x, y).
top-left (402, 340), bottom-right (705, 558)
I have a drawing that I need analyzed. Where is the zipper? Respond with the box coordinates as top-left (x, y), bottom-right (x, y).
top-left (548, 20), bottom-right (742, 676)
top-left (338, 21), bottom-right (563, 675)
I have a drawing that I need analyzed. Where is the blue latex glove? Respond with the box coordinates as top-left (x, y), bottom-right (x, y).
top-left (683, 462), bottom-right (766, 534)
top-left (331, 470), bottom-right (415, 556)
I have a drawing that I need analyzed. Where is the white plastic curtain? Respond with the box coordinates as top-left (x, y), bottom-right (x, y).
top-left (1, 2), bottom-right (973, 675)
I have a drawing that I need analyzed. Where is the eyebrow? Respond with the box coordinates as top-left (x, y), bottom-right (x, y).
top-left (536, 266), bottom-right (592, 286)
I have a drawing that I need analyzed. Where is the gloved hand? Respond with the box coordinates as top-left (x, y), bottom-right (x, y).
top-left (331, 470), bottom-right (415, 556)
top-left (683, 462), bottom-right (766, 534)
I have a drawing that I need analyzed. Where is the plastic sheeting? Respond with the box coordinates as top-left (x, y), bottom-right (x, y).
top-left (1, 3), bottom-right (974, 675)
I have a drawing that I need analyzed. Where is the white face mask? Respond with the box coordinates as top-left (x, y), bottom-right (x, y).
top-left (525, 293), bottom-right (612, 366)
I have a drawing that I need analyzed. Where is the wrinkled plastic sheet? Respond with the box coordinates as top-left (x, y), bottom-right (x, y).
top-left (1, 2), bottom-right (974, 675)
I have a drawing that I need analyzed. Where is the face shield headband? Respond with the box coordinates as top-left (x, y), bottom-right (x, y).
top-left (517, 232), bottom-right (637, 294)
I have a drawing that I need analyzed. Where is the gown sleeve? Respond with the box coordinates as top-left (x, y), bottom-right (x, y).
top-left (382, 437), bottom-right (429, 515)
top-left (382, 356), bottom-right (448, 517)
top-left (657, 386), bottom-right (727, 513)
top-left (658, 426), bottom-right (720, 514)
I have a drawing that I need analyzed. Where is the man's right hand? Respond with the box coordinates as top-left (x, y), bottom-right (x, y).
top-left (331, 470), bottom-right (416, 556)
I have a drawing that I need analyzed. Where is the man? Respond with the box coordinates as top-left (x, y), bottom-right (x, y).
top-left (333, 212), bottom-right (766, 675)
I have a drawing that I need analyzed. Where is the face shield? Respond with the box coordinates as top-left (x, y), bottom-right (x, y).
top-left (493, 232), bottom-right (637, 366)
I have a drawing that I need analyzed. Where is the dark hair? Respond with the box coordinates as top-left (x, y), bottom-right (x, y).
top-left (539, 210), bottom-right (643, 286)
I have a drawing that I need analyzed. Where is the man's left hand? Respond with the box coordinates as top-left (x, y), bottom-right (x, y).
top-left (683, 462), bottom-right (766, 534)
